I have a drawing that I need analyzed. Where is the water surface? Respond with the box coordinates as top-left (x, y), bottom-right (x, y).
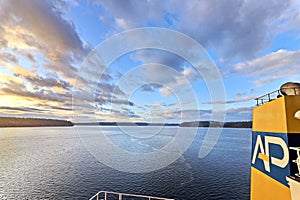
top-left (0, 127), bottom-right (251, 199)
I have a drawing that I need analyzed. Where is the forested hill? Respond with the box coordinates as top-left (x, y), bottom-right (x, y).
top-left (0, 117), bottom-right (73, 127)
top-left (180, 121), bottom-right (252, 128)
top-left (0, 117), bottom-right (252, 128)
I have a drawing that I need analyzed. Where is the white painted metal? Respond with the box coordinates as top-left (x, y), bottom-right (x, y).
top-left (89, 191), bottom-right (174, 200)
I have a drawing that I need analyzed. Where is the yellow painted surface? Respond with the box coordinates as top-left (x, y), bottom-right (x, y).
top-left (250, 167), bottom-right (291, 200)
top-left (258, 153), bottom-right (269, 162)
top-left (253, 95), bottom-right (300, 133)
top-left (285, 96), bottom-right (300, 133)
top-left (253, 97), bottom-right (287, 133)
top-left (251, 95), bottom-right (300, 199)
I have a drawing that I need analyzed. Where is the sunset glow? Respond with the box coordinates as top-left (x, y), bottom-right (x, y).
top-left (1, 0), bottom-right (300, 122)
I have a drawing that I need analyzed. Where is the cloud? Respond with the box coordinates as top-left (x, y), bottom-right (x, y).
top-left (225, 106), bottom-right (253, 121)
top-left (1, 80), bottom-right (71, 103)
top-left (0, 0), bottom-right (91, 85)
top-left (131, 49), bottom-right (187, 72)
top-left (180, 0), bottom-right (290, 59)
top-left (140, 84), bottom-right (159, 92)
top-left (231, 49), bottom-right (300, 86)
top-left (115, 18), bottom-right (130, 29)
top-left (111, 99), bottom-right (135, 106)
top-left (203, 96), bottom-right (256, 105)
top-left (0, 0), bottom-right (87, 58)
top-left (0, 0), bottom-right (92, 119)
top-left (91, 0), bottom-right (166, 28)
top-left (275, 0), bottom-right (300, 35)
top-left (2, 0), bottom-right (297, 122)
top-left (0, 52), bottom-right (18, 64)
top-left (181, 67), bottom-right (199, 82)
top-left (91, 0), bottom-right (296, 60)
top-left (174, 107), bottom-right (252, 122)
top-left (16, 50), bottom-right (36, 62)
top-left (0, 106), bottom-right (46, 113)
top-left (10, 66), bottom-right (72, 90)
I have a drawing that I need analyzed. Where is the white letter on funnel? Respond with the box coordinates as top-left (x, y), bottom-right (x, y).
top-left (265, 136), bottom-right (289, 169)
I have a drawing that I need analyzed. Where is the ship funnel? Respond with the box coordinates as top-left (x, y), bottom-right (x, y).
top-left (280, 82), bottom-right (300, 96)
top-left (251, 83), bottom-right (300, 200)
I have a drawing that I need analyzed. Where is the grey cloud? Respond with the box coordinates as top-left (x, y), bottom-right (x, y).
top-left (91, 0), bottom-right (166, 29)
top-left (225, 106), bottom-right (252, 121)
top-left (140, 84), bottom-right (155, 92)
top-left (236, 92), bottom-right (247, 97)
top-left (91, 0), bottom-right (293, 60)
top-left (14, 72), bottom-right (72, 90)
top-left (174, 109), bottom-right (210, 115)
top-left (178, 0), bottom-right (290, 60)
top-left (202, 96), bottom-right (256, 104)
top-left (1, 81), bottom-right (71, 103)
top-left (0, 106), bottom-right (46, 113)
top-left (0, 52), bottom-right (18, 64)
top-left (140, 64), bottom-right (178, 85)
top-left (226, 107), bottom-right (253, 113)
top-left (132, 49), bottom-right (187, 72)
top-left (47, 106), bottom-right (72, 111)
top-left (96, 82), bottom-right (125, 96)
top-left (17, 50), bottom-right (36, 62)
top-left (0, 0), bottom-right (88, 57)
top-left (35, 103), bottom-right (73, 111)
top-left (44, 62), bottom-right (78, 79)
top-left (164, 102), bottom-right (178, 107)
top-left (174, 107), bottom-right (252, 121)
top-left (95, 97), bottom-right (135, 106)
top-left (112, 99), bottom-right (134, 106)
top-left (0, 0), bottom-right (90, 81)
top-left (95, 106), bottom-right (142, 120)
top-left (140, 83), bottom-right (162, 92)
top-left (100, 73), bottom-right (113, 82)
top-left (0, 25), bottom-right (7, 48)
top-left (231, 49), bottom-right (300, 86)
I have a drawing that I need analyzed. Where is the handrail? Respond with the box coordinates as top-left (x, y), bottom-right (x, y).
top-left (89, 191), bottom-right (174, 200)
top-left (254, 87), bottom-right (300, 106)
top-left (254, 90), bottom-right (281, 106)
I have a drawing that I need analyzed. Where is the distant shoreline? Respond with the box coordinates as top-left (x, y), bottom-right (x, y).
top-left (180, 121), bottom-right (252, 128)
top-left (0, 117), bottom-right (73, 127)
top-left (74, 122), bottom-right (180, 126)
top-left (0, 117), bottom-right (252, 128)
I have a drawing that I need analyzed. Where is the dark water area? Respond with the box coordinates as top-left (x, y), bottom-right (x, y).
top-left (0, 127), bottom-right (251, 200)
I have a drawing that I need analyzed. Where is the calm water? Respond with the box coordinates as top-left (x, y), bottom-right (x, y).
top-left (0, 127), bottom-right (251, 200)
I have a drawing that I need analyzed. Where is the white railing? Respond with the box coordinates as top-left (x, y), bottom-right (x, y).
top-left (290, 147), bottom-right (300, 177)
top-left (89, 191), bottom-right (174, 200)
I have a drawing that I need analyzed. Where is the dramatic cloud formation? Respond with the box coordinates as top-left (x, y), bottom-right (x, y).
top-left (232, 49), bottom-right (300, 86)
top-left (92, 0), bottom-right (296, 60)
top-left (0, 0), bottom-right (87, 59)
top-left (0, 0), bottom-right (88, 119)
top-left (1, 0), bottom-right (300, 121)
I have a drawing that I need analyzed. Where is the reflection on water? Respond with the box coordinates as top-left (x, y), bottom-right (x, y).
top-left (0, 127), bottom-right (251, 200)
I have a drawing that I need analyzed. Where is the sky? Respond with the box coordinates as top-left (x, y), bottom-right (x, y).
top-left (0, 0), bottom-right (300, 123)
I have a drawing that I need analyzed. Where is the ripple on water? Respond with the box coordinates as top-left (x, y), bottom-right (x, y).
top-left (0, 127), bottom-right (250, 199)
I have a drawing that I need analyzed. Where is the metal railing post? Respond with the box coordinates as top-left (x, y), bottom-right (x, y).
top-left (254, 89), bottom-right (290, 106)
top-left (89, 190), bottom-right (174, 200)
